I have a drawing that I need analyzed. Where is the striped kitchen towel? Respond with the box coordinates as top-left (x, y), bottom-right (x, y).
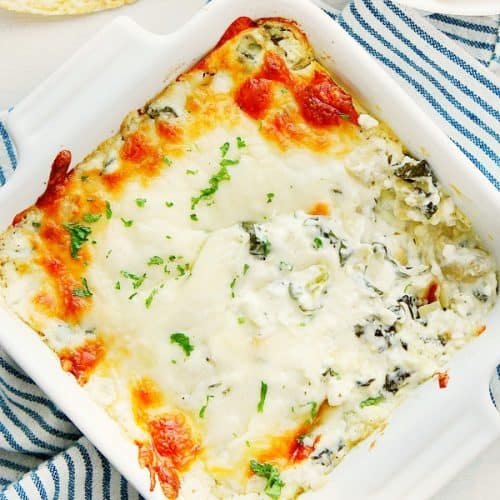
top-left (0, 0), bottom-right (499, 498)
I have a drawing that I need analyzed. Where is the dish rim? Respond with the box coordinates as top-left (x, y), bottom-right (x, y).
top-left (0, 1), bottom-right (499, 498)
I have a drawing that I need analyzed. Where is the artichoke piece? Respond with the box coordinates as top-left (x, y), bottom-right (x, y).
top-left (145, 104), bottom-right (178, 120)
top-left (237, 34), bottom-right (263, 62)
top-left (261, 21), bottom-right (312, 70)
top-left (394, 158), bottom-right (436, 185)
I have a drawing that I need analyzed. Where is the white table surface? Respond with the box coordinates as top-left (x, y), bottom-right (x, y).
top-left (1, 0), bottom-right (499, 498)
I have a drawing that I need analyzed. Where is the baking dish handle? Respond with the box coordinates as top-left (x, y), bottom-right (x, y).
top-left (3, 16), bottom-right (158, 154)
top-left (306, 330), bottom-right (500, 500)
top-left (0, 16), bottom-right (169, 228)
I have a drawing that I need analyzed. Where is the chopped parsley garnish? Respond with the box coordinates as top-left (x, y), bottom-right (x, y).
top-left (170, 332), bottom-right (194, 356)
top-left (81, 175), bottom-right (89, 181)
top-left (230, 276), bottom-right (237, 298)
top-left (266, 193), bottom-right (275, 204)
top-left (145, 288), bottom-right (158, 309)
top-left (313, 237), bottom-right (323, 249)
top-left (120, 218), bottom-right (133, 227)
top-left (339, 113), bottom-right (351, 120)
top-left (163, 156), bottom-right (172, 166)
top-left (148, 256), bottom-right (164, 266)
top-left (120, 270), bottom-right (146, 289)
top-left (360, 395), bottom-right (384, 408)
top-left (308, 401), bottom-right (318, 422)
top-left (219, 158), bottom-right (239, 167)
top-left (257, 381), bottom-right (268, 413)
top-left (82, 213), bottom-right (102, 223)
top-left (237, 316), bottom-right (245, 325)
top-left (165, 201), bottom-right (174, 208)
top-left (190, 213), bottom-right (198, 221)
top-left (249, 460), bottom-right (284, 499)
top-left (135, 198), bottom-right (147, 207)
top-left (114, 281), bottom-right (121, 290)
top-left (63, 223), bottom-right (91, 258)
top-left (72, 278), bottom-right (92, 297)
top-left (176, 263), bottom-right (190, 277)
top-left (128, 292), bottom-right (137, 300)
top-left (236, 136), bottom-right (246, 149)
top-left (191, 165), bottom-right (231, 209)
top-left (243, 263), bottom-right (250, 275)
top-left (220, 142), bottom-right (230, 157)
top-left (191, 141), bottom-right (241, 209)
top-left (105, 201), bottom-right (112, 220)
top-left (199, 395), bottom-right (214, 418)
top-left (186, 169), bottom-right (198, 175)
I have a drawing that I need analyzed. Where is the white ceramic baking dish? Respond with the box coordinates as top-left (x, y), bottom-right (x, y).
top-left (0, 0), bottom-right (499, 498)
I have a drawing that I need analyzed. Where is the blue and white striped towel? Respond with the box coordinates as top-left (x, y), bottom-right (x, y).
top-left (0, 1), bottom-right (499, 498)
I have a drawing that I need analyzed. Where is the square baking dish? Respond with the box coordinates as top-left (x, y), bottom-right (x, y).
top-left (0, 0), bottom-right (499, 498)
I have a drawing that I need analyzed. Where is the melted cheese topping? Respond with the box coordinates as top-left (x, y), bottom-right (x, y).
top-left (0, 17), bottom-right (497, 500)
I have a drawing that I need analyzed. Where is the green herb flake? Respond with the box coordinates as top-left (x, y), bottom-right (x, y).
top-left (72, 278), bottom-right (93, 298)
top-left (360, 395), bottom-right (384, 408)
top-left (257, 381), bottom-right (268, 413)
top-left (81, 175), bottom-right (89, 181)
top-left (83, 213), bottom-right (102, 223)
top-left (236, 137), bottom-right (246, 149)
top-left (220, 142), bottom-right (230, 157)
top-left (266, 193), bottom-right (275, 204)
top-left (163, 156), bottom-right (172, 166)
top-left (339, 113), bottom-right (351, 120)
top-left (186, 169), bottom-right (198, 176)
top-left (243, 263), bottom-right (250, 275)
top-left (308, 401), bottom-right (318, 421)
top-left (31, 222), bottom-right (41, 229)
top-left (249, 460), bottom-right (284, 499)
top-left (145, 288), bottom-right (158, 309)
top-left (165, 201), bottom-right (174, 208)
top-left (63, 223), bottom-right (92, 258)
top-left (148, 256), bottom-right (164, 266)
top-left (135, 198), bottom-right (147, 208)
top-left (176, 263), bottom-right (190, 277)
top-left (105, 201), bottom-right (112, 220)
top-left (170, 332), bottom-right (194, 356)
top-left (313, 237), bottom-right (323, 249)
top-left (128, 292), bottom-right (137, 300)
top-left (114, 281), bottom-right (121, 290)
top-left (230, 276), bottom-right (237, 298)
top-left (191, 164), bottom-right (234, 209)
top-left (199, 395), bottom-right (214, 418)
top-left (237, 316), bottom-right (245, 325)
top-left (121, 218), bottom-right (134, 228)
top-left (190, 213), bottom-right (198, 221)
top-left (219, 158), bottom-right (239, 167)
top-left (120, 270), bottom-right (146, 289)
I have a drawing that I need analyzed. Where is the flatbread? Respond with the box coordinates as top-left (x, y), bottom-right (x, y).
top-left (0, 0), bottom-right (136, 15)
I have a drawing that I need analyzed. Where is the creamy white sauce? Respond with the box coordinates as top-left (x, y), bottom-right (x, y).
top-left (0, 34), bottom-right (496, 500)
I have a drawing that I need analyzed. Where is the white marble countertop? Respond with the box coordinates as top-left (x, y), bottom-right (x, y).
top-left (0, 0), bottom-right (499, 498)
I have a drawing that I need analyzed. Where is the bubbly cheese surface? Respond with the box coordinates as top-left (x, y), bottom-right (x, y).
top-left (0, 17), bottom-right (497, 500)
